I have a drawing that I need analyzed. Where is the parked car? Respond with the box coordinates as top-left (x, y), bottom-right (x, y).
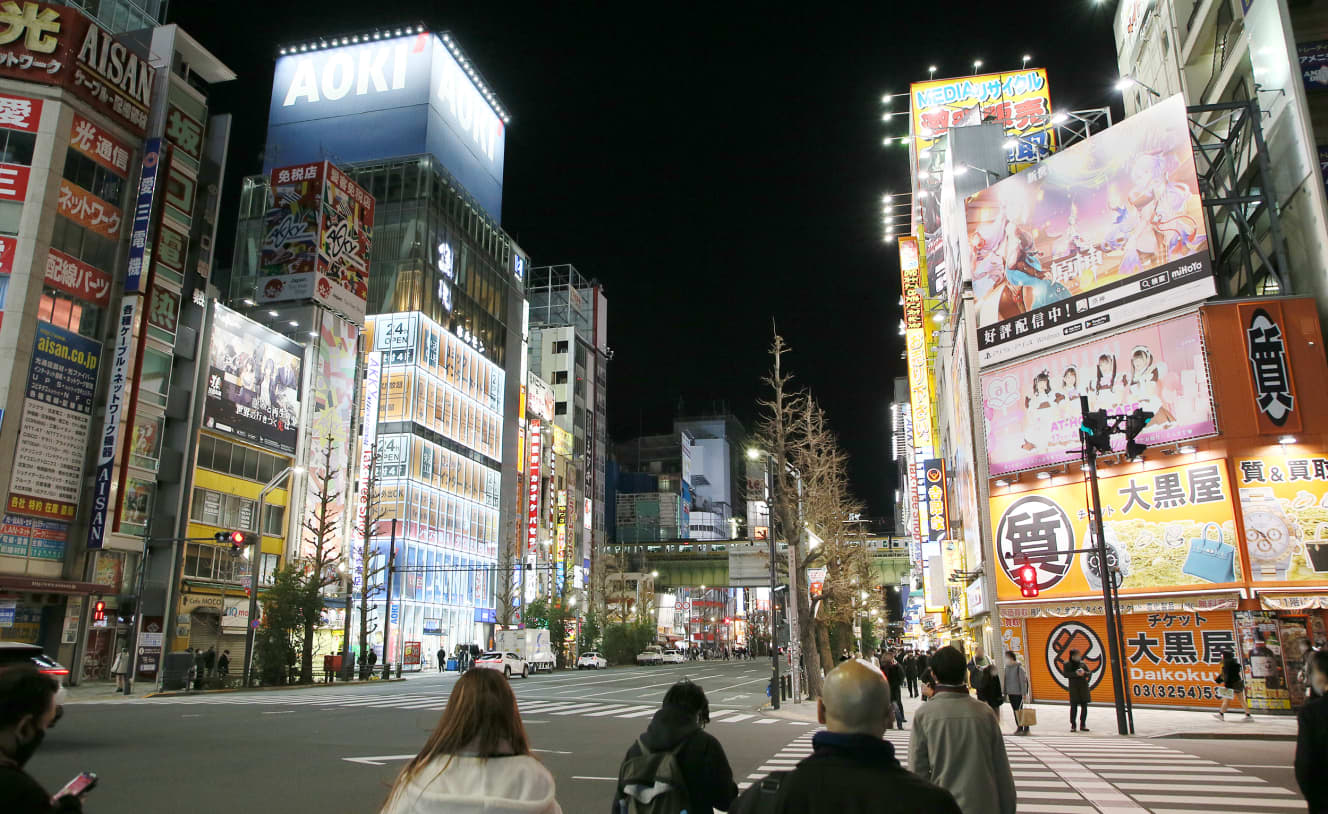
top-left (576, 651), bottom-right (607, 670)
top-left (0, 642), bottom-right (69, 725)
top-left (636, 646), bottom-right (663, 665)
top-left (660, 649), bottom-right (685, 664)
top-left (474, 651), bottom-right (528, 679)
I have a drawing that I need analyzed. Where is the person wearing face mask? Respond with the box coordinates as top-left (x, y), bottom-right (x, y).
top-left (0, 666), bottom-right (82, 813)
top-left (1295, 649), bottom-right (1328, 813)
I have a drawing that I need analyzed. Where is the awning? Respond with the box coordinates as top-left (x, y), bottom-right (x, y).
top-left (0, 575), bottom-right (110, 596)
top-left (996, 590), bottom-right (1241, 618)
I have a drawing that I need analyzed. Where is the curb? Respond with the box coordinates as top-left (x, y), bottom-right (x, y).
top-left (1150, 731), bottom-right (1297, 741)
top-left (143, 677), bottom-right (406, 698)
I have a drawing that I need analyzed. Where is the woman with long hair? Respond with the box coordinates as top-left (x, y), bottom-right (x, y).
top-left (380, 668), bottom-right (561, 813)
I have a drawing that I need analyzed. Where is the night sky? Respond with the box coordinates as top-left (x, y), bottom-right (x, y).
top-left (169, 3), bottom-right (1122, 518)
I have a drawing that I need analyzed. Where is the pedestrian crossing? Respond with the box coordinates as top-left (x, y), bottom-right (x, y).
top-left (739, 731), bottom-right (1300, 813)
top-left (93, 690), bottom-right (807, 726)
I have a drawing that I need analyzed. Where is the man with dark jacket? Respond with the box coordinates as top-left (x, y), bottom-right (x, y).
top-left (884, 651), bottom-right (907, 726)
top-left (1296, 649), bottom-right (1328, 813)
top-left (1061, 648), bottom-right (1092, 732)
top-left (0, 666), bottom-right (83, 813)
top-left (903, 652), bottom-right (920, 698)
top-left (731, 659), bottom-right (960, 814)
top-left (613, 680), bottom-right (737, 814)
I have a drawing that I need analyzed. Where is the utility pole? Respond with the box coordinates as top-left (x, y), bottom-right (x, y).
top-left (765, 454), bottom-right (781, 709)
top-left (381, 519), bottom-right (397, 680)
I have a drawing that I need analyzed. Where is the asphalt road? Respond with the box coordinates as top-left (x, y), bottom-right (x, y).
top-left (36, 661), bottom-right (1306, 813)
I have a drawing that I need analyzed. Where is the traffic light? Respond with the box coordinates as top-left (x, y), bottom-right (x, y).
top-left (1016, 562), bottom-right (1039, 598)
top-left (1125, 408), bottom-right (1155, 460)
top-left (92, 600), bottom-right (106, 624)
top-left (215, 531), bottom-right (247, 551)
top-left (1080, 409), bottom-right (1112, 454)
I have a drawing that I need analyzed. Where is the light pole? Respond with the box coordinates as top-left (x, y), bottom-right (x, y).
top-left (748, 447), bottom-right (781, 708)
top-left (243, 465), bottom-right (301, 686)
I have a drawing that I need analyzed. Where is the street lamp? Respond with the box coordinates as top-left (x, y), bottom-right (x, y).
top-left (243, 465), bottom-right (302, 686)
top-left (1115, 75), bottom-right (1162, 98)
top-left (748, 446), bottom-right (782, 709)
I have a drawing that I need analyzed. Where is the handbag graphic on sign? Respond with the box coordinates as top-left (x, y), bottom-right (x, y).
top-left (1182, 522), bottom-right (1237, 583)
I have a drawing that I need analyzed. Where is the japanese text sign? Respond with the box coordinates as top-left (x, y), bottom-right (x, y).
top-left (57, 178), bottom-right (120, 238)
top-left (981, 312), bottom-right (1216, 476)
top-left (69, 113), bottom-right (129, 176)
top-left (923, 459), bottom-right (949, 542)
top-left (911, 69), bottom-right (1054, 168)
top-left (527, 419), bottom-right (541, 553)
top-left (899, 235), bottom-right (924, 330)
top-left (990, 460), bottom-right (1241, 601)
top-left (967, 95), bottom-right (1215, 367)
top-left (0, 91), bottom-right (39, 132)
top-left (123, 138), bottom-right (161, 294)
top-left (85, 298), bottom-right (135, 548)
top-left (1235, 454), bottom-right (1328, 582)
top-left (1242, 301), bottom-right (1300, 434)
top-left (44, 248), bottom-right (110, 307)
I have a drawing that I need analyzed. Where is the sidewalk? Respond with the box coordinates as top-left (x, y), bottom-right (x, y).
top-left (761, 686), bottom-right (1299, 740)
top-left (62, 675), bottom-right (406, 703)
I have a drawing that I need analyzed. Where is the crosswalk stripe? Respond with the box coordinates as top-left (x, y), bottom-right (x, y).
top-left (548, 703), bottom-right (613, 715)
top-left (1112, 783), bottom-right (1288, 794)
top-left (585, 705), bottom-right (649, 717)
top-left (1142, 802), bottom-right (1305, 811)
top-left (722, 713), bottom-right (754, 723)
top-left (1101, 773), bottom-right (1272, 782)
top-left (754, 718), bottom-right (777, 724)
top-left (616, 708), bottom-right (659, 718)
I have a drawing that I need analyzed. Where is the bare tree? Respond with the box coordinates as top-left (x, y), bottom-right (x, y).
top-left (353, 443), bottom-right (387, 676)
top-left (297, 435), bottom-right (344, 683)
top-left (495, 514), bottom-right (520, 628)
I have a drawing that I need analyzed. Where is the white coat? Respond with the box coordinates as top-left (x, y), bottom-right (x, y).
top-left (380, 754), bottom-right (562, 814)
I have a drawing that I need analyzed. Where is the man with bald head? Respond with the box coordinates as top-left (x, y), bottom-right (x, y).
top-left (730, 659), bottom-right (961, 813)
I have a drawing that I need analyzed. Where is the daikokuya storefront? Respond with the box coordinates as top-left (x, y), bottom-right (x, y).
top-left (988, 297), bottom-right (1328, 713)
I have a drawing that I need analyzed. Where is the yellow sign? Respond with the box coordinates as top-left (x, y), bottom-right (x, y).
top-left (1235, 453), bottom-right (1328, 582)
top-left (906, 328), bottom-right (934, 455)
top-left (552, 425), bottom-right (573, 457)
top-left (910, 69), bottom-right (1054, 169)
top-left (990, 460), bottom-right (1241, 601)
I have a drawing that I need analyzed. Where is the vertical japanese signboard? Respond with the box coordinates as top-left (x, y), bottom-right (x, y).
top-left (86, 298), bottom-right (136, 548)
top-left (526, 419), bottom-right (541, 553)
top-left (304, 312), bottom-right (360, 559)
top-left (124, 139), bottom-right (162, 294)
top-left (923, 459), bottom-right (949, 543)
top-left (990, 460), bottom-right (1242, 600)
top-left (9, 323), bottom-right (100, 526)
top-left (352, 350), bottom-right (382, 591)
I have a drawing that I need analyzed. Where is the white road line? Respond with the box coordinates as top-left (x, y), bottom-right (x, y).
top-left (1017, 806), bottom-right (1098, 814)
top-left (1140, 800), bottom-right (1305, 810)
top-left (721, 713), bottom-right (754, 724)
top-left (616, 708), bottom-right (660, 718)
top-left (754, 718), bottom-right (777, 724)
top-left (1100, 773), bottom-right (1275, 782)
top-left (1112, 783), bottom-right (1289, 794)
top-left (572, 776), bottom-right (617, 781)
top-left (585, 705), bottom-right (650, 717)
top-left (550, 703), bottom-right (615, 715)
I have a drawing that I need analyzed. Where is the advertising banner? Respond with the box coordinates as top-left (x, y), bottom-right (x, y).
top-left (259, 161), bottom-right (324, 305)
top-left (556, 489), bottom-right (568, 587)
top-left (351, 351), bottom-right (381, 591)
top-left (203, 304), bottom-right (303, 454)
top-left (69, 113), bottom-right (131, 177)
top-left (124, 139), bottom-right (161, 294)
top-left (910, 69), bottom-right (1054, 167)
top-left (527, 419), bottom-right (542, 553)
top-left (528, 375), bottom-right (554, 420)
top-left (923, 459), bottom-right (949, 542)
top-left (1239, 301), bottom-right (1301, 434)
top-left (44, 248), bottom-right (111, 308)
top-left (317, 163), bottom-right (373, 323)
top-left (1027, 611), bottom-right (1236, 708)
top-left (968, 95), bottom-right (1215, 367)
top-left (86, 299), bottom-right (134, 548)
top-left (0, 3), bottom-right (150, 135)
top-left (990, 460), bottom-right (1241, 601)
top-left (9, 322), bottom-right (100, 522)
top-left (0, 515), bottom-right (67, 561)
top-left (0, 92), bottom-right (41, 133)
top-left (899, 235), bottom-right (925, 329)
top-left (1234, 453), bottom-right (1328, 581)
top-left (304, 312), bottom-right (360, 557)
top-left (58, 178), bottom-right (121, 239)
top-left (981, 312), bottom-right (1216, 476)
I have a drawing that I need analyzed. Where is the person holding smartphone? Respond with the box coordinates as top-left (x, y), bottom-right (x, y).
top-left (0, 665), bottom-right (87, 812)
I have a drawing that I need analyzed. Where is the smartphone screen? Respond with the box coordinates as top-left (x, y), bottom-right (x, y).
top-left (53, 772), bottom-right (97, 800)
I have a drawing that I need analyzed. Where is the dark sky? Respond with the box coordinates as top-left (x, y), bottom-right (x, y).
top-left (169, 3), bottom-right (1122, 518)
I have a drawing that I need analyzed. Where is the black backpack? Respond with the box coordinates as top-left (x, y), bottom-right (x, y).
top-left (617, 736), bottom-right (692, 814)
top-left (731, 772), bottom-right (788, 814)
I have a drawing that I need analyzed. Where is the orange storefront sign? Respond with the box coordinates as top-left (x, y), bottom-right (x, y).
top-left (1026, 610), bottom-right (1235, 708)
top-left (57, 179), bottom-right (121, 240)
top-left (990, 460), bottom-right (1242, 601)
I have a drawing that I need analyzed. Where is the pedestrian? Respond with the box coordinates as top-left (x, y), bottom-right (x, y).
top-left (193, 648), bottom-right (207, 690)
top-left (216, 649), bottom-right (230, 679)
top-left (919, 667), bottom-right (937, 701)
top-left (909, 646), bottom-right (1017, 814)
top-left (730, 659), bottom-right (961, 814)
top-left (980, 663), bottom-right (1003, 720)
top-left (0, 666), bottom-right (86, 813)
top-left (916, 650), bottom-right (929, 684)
top-left (967, 645), bottom-right (991, 696)
top-left (1214, 649), bottom-right (1254, 722)
top-left (1295, 649), bottom-right (1328, 813)
top-left (1003, 650), bottom-right (1031, 735)
top-left (436, 647), bottom-right (445, 673)
top-left (613, 680), bottom-right (738, 814)
top-left (378, 668), bottom-right (561, 813)
top-left (369, 648), bottom-right (379, 673)
top-left (110, 646), bottom-right (129, 693)
top-left (203, 645), bottom-right (217, 677)
top-left (904, 652), bottom-right (920, 698)
top-left (884, 651), bottom-right (907, 727)
top-left (1062, 648), bottom-right (1092, 732)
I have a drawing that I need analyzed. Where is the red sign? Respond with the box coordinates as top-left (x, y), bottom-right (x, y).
top-left (146, 283), bottom-right (179, 334)
top-left (57, 178), bottom-right (120, 239)
top-left (526, 419), bottom-right (542, 553)
top-left (0, 4), bottom-right (150, 136)
top-left (7, 492), bottom-right (74, 521)
top-left (69, 113), bottom-right (130, 176)
top-left (0, 235), bottom-right (16, 274)
top-left (0, 163), bottom-right (31, 201)
top-left (44, 248), bottom-right (110, 307)
top-left (0, 92), bottom-right (41, 132)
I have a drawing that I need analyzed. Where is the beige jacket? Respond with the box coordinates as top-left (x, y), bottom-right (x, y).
top-left (380, 754), bottom-right (562, 814)
top-left (908, 689), bottom-right (1016, 814)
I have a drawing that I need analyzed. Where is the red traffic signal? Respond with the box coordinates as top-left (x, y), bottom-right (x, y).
top-left (215, 531), bottom-right (247, 550)
top-left (231, 531), bottom-right (246, 546)
top-left (1017, 563), bottom-right (1039, 598)
top-left (92, 600), bottom-right (106, 624)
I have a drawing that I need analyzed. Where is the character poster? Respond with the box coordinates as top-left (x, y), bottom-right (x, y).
top-left (203, 304), bottom-right (303, 454)
top-left (966, 95), bottom-right (1215, 367)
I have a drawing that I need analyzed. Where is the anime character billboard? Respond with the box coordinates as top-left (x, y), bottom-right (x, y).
top-left (965, 95), bottom-right (1214, 367)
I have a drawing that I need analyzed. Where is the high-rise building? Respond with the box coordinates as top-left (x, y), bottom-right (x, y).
top-left (59, 0), bottom-right (167, 33)
top-left (0, 3), bottom-right (233, 685)
top-left (221, 27), bottom-right (528, 662)
top-left (675, 412), bottom-right (747, 540)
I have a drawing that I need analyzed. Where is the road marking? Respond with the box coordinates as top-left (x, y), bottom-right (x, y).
top-left (531, 748), bottom-right (573, 755)
top-left (1112, 783), bottom-right (1289, 794)
top-left (261, 710), bottom-right (294, 715)
top-left (572, 776), bottom-right (616, 781)
top-left (342, 754), bottom-right (415, 766)
top-left (754, 718), bottom-right (777, 724)
top-left (1141, 800), bottom-right (1305, 810)
top-left (586, 705), bottom-right (651, 717)
top-left (721, 713), bottom-right (754, 723)
top-left (616, 708), bottom-right (660, 718)
top-left (550, 703), bottom-right (614, 715)
top-left (1229, 764), bottom-right (1295, 769)
top-left (181, 714), bottom-right (201, 718)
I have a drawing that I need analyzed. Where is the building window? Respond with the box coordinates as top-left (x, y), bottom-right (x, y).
top-left (555, 401), bottom-right (568, 416)
top-left (190, 488), bottom-right (259, 532)
top-left (553, 370), bottom-right (568, 384)
top-left (0, 129), bottom-right (34, 166)
top-left (50, 215), bottom-right (117, 272)
top-left (196, 434), bottom-right (289, 485)
top-left (553, 340), bottom-right (569, 354)
top-left (37, 287), bottom-right (101, 338)
top-left (63, 148), bottom-right (125, 206)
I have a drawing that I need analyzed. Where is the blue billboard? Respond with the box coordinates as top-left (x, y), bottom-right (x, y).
top-left (266, 32), bottom-right (506, 221)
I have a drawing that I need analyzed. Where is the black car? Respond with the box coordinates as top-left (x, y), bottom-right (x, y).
top-left (0, 641), bottom-right (69, 725)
